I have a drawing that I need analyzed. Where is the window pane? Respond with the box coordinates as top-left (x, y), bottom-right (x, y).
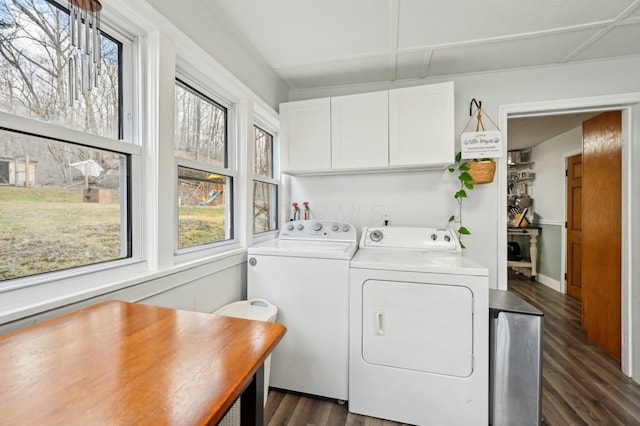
top-left (0, 129), bottom-right (129, 281)
top-left (254, 126), bottom-right (273, 178)
top-left (175, 81), bottom-right (226, 167)
top-left (253, 181), bottom-right (277, 233)
top-left (0, 0), bottom-right (122, 139)
top-left (178, 166), bottom-right (232, 249)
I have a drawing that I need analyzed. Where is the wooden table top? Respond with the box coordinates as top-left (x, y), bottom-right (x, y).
top-left (0, 300), bottom-right (286, 425)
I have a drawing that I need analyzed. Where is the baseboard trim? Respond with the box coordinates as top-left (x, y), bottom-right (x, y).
top-left (537, 273), bottom-right (563, 293)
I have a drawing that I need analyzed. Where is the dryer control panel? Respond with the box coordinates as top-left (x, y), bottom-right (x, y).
top-left (360, 226), bottom-right (461, 253)
top-left (280, 220), bottom-right (357, 242)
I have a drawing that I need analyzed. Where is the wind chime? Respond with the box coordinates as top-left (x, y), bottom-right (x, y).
top-left (68, 0), bottom-right (102, 105)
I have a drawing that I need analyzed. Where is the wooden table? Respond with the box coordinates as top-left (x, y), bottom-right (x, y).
top-left (507, 226), bottom-right (540, 281)
top-left (0, 300), bottom-right (286, 425)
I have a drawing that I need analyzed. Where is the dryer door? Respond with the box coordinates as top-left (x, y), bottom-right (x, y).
top-left (362, 280), bottom-right (474, 377)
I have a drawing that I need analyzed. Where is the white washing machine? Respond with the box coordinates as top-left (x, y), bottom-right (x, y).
top-left (247, 220), bottom-right (357, 401)
top-left (349, 226), bottom-right (489, 425)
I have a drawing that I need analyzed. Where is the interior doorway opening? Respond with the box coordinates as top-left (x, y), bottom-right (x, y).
top-left (499, 93), bottom-right (640, 379)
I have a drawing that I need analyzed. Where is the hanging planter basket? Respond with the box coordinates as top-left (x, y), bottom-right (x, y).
top-left (468, 159), bottom-right (496, 184)
top-left (459, 100), bottom-right (501, 185)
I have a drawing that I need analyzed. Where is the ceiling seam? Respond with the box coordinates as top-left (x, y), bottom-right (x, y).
top-left (420, 49), bottom-right (433, 79)
top-left (561, 1), bottom-right (640, 63)
top-left (390, 0), bottom-right (400, 82)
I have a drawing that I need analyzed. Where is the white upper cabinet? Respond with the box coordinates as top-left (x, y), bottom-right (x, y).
top-left (331, 91), bottom-right (388, 170)
top-left (389, 82), bottom-right (454, 167)
top-left (280, 98), bottom-right (331, 173)
top-left (279, 82), bottom-right (454, 175)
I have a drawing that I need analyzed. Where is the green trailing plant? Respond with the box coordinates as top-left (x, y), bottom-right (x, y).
top-left (448, 152), bottom-right (473, 249)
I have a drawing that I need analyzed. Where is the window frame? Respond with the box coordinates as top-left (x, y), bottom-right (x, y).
top-left (173, 74), bottom-right (239, 256)
top-left (252, 122), bottom-right (280, 236)
top-left (0, 0), bottom-right (142, 289)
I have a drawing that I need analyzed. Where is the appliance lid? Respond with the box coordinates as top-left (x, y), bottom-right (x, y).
top-left (248, 240), bottom-right (358, 259)
top-left (350, 249), bottom-right (488, 276)
top-left (489, 289), bottom-right (543, 317)
top-left (248, 220), bottom-right (358, 260)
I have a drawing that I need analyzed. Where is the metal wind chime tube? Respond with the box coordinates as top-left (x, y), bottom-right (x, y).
top-left (68, 0), bottom-right (102, 106)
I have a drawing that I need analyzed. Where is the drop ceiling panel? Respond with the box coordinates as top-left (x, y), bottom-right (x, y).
top-left (276, 55), bottom-right (393, 89)
top-left (427, 28), bottom-right (599, 77)
top-left (211, 0), bottom-right (392, 67)
top-left (398, 0), bottom-right (635, 48)
top-left (572, 23), bottom-right (640, 60)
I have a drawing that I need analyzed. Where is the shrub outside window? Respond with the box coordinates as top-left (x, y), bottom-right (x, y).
top-left (253, 126), bottom-right (277, 234)
top-left (0, 0), bottom-right (132, 282)
top-left (175, 79), bottom-right (233, 249)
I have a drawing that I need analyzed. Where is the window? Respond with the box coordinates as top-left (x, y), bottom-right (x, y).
top-left (0, 129), bottom-right (130, 281)
top-left (0, 0), bottom-right (133, 282)
top-left (0, 0), bottom-right (121, 139)
top-left (253, 126), bottom-right (278, 233)
top-left (175, 79), bottom-right (233, 250)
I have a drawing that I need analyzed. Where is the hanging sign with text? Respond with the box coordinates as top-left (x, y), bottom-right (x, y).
top-left (461, 130), bottom-right (503, 159)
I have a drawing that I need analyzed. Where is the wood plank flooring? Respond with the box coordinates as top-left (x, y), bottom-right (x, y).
top-left (263, 272), bottom-right (640, 425)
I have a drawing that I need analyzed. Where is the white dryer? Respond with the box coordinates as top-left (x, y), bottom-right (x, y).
top-left (247, 220), bottom-right (357, 401)
top-left (349, 226), bottom-right (489, 425)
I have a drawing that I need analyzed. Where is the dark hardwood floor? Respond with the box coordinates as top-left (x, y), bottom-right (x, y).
top-left (264, 271), bottom-right (640, 425)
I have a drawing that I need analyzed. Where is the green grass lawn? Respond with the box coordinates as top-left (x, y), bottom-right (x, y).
top-left (0, 186), bottom-right (226, 281)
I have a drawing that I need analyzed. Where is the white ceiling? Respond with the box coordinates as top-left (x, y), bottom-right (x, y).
top-left (508, 112), bottom-right (600, 150)
top-left (202, 0), bottom-right (640, 150)
top-left (205, 0), bottom-right (640, 91)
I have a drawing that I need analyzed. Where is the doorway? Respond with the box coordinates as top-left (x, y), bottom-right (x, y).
top-left (498, 93), bottom-right (640, 379)
top-left (566, 153), bottom-right (582, 300)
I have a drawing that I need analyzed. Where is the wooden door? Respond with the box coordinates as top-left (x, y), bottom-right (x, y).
top-left (567, 154), bottom-right (583, 300)
top-left (582, 111), bottom-right (622, 360)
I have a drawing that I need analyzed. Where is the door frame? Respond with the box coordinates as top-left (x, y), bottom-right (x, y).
top-left (498, 92), bottom-right (640, 379)
top-left (561, 149), bottom-right (583, 296)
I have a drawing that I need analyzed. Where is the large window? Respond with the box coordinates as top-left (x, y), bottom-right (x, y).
top-left (175, 79), bottom-right (233, 250)
top-left (0, 0), bottom-right (132, 282)
top-left (253, 126), bottom-right (278, 233)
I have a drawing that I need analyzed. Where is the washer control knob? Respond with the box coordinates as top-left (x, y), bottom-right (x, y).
top-left (248, 257), bottom-right (257, 266)
top-left (313, 222), bottom-right (323, 231)
top-left (297, 224), bottom-right (304, 230)
top-left (444, 235), bottom-right (451, 242)
top-left (287, 223), bottom-right (294, 231)
top-left (332, 224), bottom-right (339, 232)
top-left (370, 230), bottom-right (383, 242)
top-left (430, 233), bottom-right (438, 241)
top-left (342, 225), bottom-right (350, 232)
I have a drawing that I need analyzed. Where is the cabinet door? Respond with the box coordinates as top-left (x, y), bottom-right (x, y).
top-left (331, 91), bottom-right (388, 170)
top-left (389, 82), bottom-right (454, 167)
top-left (280, 98), bottom-right (331, 173)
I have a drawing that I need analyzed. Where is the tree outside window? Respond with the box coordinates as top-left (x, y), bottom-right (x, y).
top-left (253, 126), bottom-right (277, 234)
top-left (175, 79), bottom-right (233, 249)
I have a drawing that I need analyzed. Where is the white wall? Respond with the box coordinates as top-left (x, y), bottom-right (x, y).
top-left (145, 1), bottom-right (289, 109)
top-left (529, 126), bottom-right (582, 286)
top-left (531, 126), bottom-right (582, 222)
top-left (286, 56), bottom-right (640, 290)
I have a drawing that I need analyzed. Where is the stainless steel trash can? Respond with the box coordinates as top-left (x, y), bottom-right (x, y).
top-left (489, 289), bottom-right (544, 425)
top-left (214, 298), bottom-right (278, 426)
